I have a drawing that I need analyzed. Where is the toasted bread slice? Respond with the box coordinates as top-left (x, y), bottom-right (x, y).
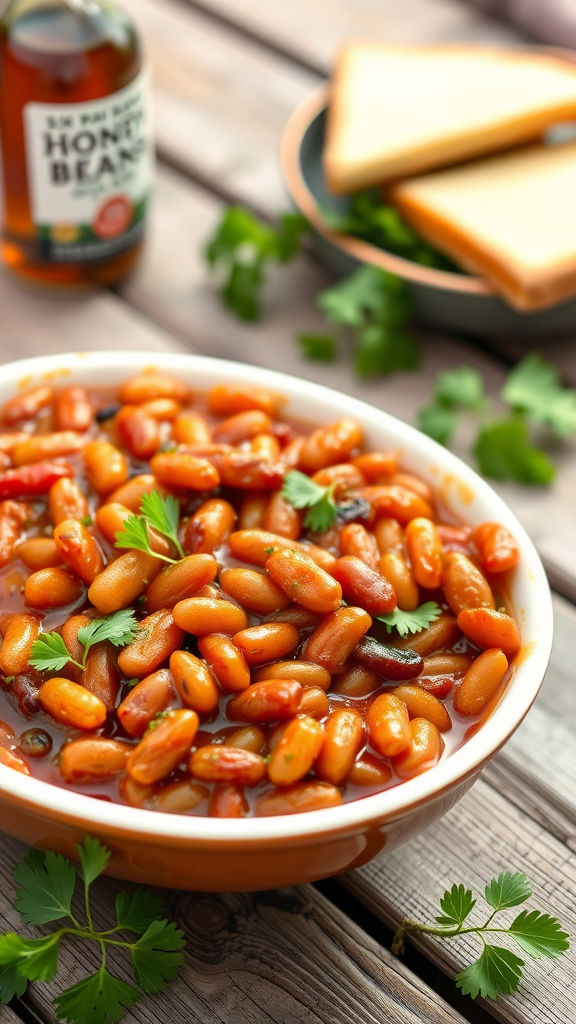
top-left (389, 140), bottom-right (576, 311)
top-left (324, 44), bottom-right (576, 193)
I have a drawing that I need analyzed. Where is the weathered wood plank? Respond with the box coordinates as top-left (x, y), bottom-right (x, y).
top-left (343, 778), bottom-right (576, 1024)
top-left (0, 836), bottom-right (469, 1024)
top-left (3, 1005), bottom-right (28, 1024)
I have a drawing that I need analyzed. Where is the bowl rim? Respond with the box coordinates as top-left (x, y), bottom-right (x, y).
top-left (0, 350), bottom-right (553, 844)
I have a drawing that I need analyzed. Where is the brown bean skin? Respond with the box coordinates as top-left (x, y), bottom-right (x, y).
top-left (172, 597), bottom-right (248, 637)
top-left (197, 635), bottom-right (250, 694)
top-left (190, 746), bottom-right (266, 785)
top-left (315, 709), bottom-right (364, 786)
top-left (268, 716), bottom-right (324, 786)
top-left (81, 642), bottom-right (120, 712)
top-left (361, 485), bottom-right (433, 525)
top-left (237, 492), bottom-right (269, 531)
top-left (390, 473), bottom-right (435, 506)
top-left (117, 610), bottom-right (184, 679)
top-left (262, 491), bottom-right (301, 539)
top-left (59, 738), bottom-right (130, 784)
top-left (226, 679), bottom-right (302, 723)
top-left (250, 433), bottom-right (281, 462)
top-left (299, 419), bottom-right (363, 472)
top-left (117, 669), bottom-right (177, 737)
top-left (210, 784), bottom-right (248, 818)
top-left (53, 519), bottom-right (104, 585)
top-left (95, 501), bottom-right (172, 558)
top-left (151, 781), bottom-right (209, 814)
top-left (303, 607), bottom-right (372, 674)
top-left (169, 650), bottom-right (220, 714)
top-left (228, 529), bottom-right (336, 571)
top-left (0, 746), bottom-right (31, 774)
top-left (38, 678), bottom-right (107, 730)
top-left (145, 554), bottom-right (217, 612)
top-left (224, 726), bottom-right (266, 754)
top-left (351, 451), bottom-right (397, 481)
top-left (405, 518), bottom-right (443, 589)
top-left (126, 708), bottom-right (199, 784)
top-left (19, 537), bottom-right (62, 571)
top-left (330, 665), bottom-right (381, 698)
top-left (0, 500), bottom-right (28, 567)
top-left (182, 498), bottom-right (236, 555)
top-left (218, 452), bottom-right (284, 490)
top-left (1, 385), bottom-right (53, 426)
top-left (453, 649), bottom-right (509, 717)
top-left (473, 522), bottom-right (519, 574)
top-left (392, 718), bottom-right (444, 779)
top-left (349, 753), bottom-right (392, 787)
top-left (59, 614), bottom-right (90, 681)
top-left (391, 684), bottom-right (452, 733)
top-left (378, 552), bottom-right (419, 611)
top-left (331, 556), bottom-right (396, 616)
top-left (213, 409), bottom-right (272, 445)
top-left (150, 452), bottom-right (220, 491)
top-left (394, 613), bottom-right (460, 656)
top-left (48, 477), bottom-right (89, 526)
top-left (367, 693), bottom-right (411, 758)
top-left (106, 474), bottom-right (162, 512)
top-left (172, 412), bottom-right (211, 446)
top-left (252, 661), bottom-right (331, 691)
top-left (0, 614), bottom-right (41, 676)
top-left (256, 781), bottom-right (342, 816)
top-left (54, 385), bottom-right (92, 432)
top-left (354, 637), bottom-right (423, 681)
top-left (12, 432), bottom-right (84, 467)
top-left (208, 382), bottom-right (280, 418)
top-left (88, 551), bottom-right (161, 615)
top-left (116, 406), bottom-right (161, 461)
top-left (119, 373), bottom-right (191, 406)
top-left (339, 523), bottom-right (379, 570)
top-left (457, 608), bottom-right (521, 657)
top-left (269, 606), bottom-right (322, 631)
top-left (374, 518), bottom-right (405, 556)
top-left (298, 686), bottom-right (330, 719)
top-left (312, 463), bottom-right (366, 497)
top-left (219, 567), bottom-right (291, 615)
top-left (266, 548), bottom-right (342, 614)
top-left (83, 440), bottom-right (129, 495)
top-left (232, 622), bottom-right (299, 667)
top-left (25, 567), bottom-right (84, 609)
top-left (422, 653), bottom-right (472, 678)
top-left (443, 551), bottom-right (495, 616)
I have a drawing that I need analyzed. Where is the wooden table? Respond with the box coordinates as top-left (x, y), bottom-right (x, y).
top-left (2, 1), bottom-right (576, 1022)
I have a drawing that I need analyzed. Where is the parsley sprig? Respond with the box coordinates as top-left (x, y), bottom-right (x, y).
top-left (0, 837), bottom-right (185, 1022)
top-left (377, 601), bottom-right (442, 638)
top-left (281, 470), bottom-right (339, 534)
top-left (29, 609), bottom-right (140, 674)
top-left (392, 871), bottom-right (569, 1001)
top-left (115, 492), bottom-right (185, 563)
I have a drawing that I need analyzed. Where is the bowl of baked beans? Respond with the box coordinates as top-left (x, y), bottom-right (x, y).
top-left (0, 351), bottom-right (552, 891)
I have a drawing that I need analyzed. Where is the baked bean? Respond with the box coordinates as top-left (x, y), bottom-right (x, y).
top-left (25, 567), bottom-right (83, 609)
top-left (88, 551), bottom-right (161, 614)
top-left (190, 745), bottom-right (266, 785)
top-left (59, 737), bottom-right (130, 784)
top-left (53, 385), bottom-right (92, 431)
top-left (175, 444), bottom-right (231, 476)
top-left (373, 518), bottom-right (405, 555)
top-left (19, 537), bottom-right (62, 571)
top-left (118, 670), bottom-right (177, 737)
top-left (367, 693), bottom-right (411, 757)
top-left (252, 661), bottom-right (331, 691)
top-left (312, 463), bottom-right (366, 496)
top-left (83, 440), bottom-right (128, 495)
top-left (210, 784), bottom-right (248, 817)
top-left (237, 493), bottom-right (268, 531)
top-left (279, 436), bottom-right (305, 469)
top-left (81, 642), bottom-right (120, 711)
top-left (151, 780), bottom-right (209, 814)
top-left (219, 452), bottom-right (284, 491)
top-left (392, 718), bottom-right (444, 779)
top-left (169, 651), bottom-right (220, 714)
top-left (354, 636), bottom-right (423, 680)
top-left (0, 500), bottom-right (28, 567)
top-left (422, 653), bottom-right (472, 677)
top-left (119, 373), bottom-right (191, 406)
top-left (0, 746), bottom-right (31, 774)
top-left (262, 490), bottom-right (301, 538)
top-left (208, 382), bottom-right (280, 418)
top-left (391, 684), bottom-right (452, 732)
top-left (0, 614), bottom-right (41, 676)
top-left (172, 597), bottom-right (248, 636)
top-left (1, 385), bottom-right (53, 425)
top-left (339, 523), bottom-right (379, 570)
top-left (361, 485), bottom-right (433, 525)
top-left (418, 677), bottom-right (457, 700)
top-left (250, 434), bottom-right (281, 462)
top-left (443, 551), bottom-right (495, 615)
top-left (268, 716), bottom-right (323, 786)
top-left (315, 709), bottom-right (364, 785)
top-left (172, 413), bottom-right (211, 446)
top-left (145, 554), bottom-right (217, 612)
top-left (405, 518), bottom-right (443, 589)
top-left (226, 679), bottom-right (302, 723)
top-left (266, 548), bottom-right (342, 613)
top-left (60, 614), bottom-right (90, 679)
top-left (351, 451), bottom-right (397, 481)
top-left (48, 477), bottom-right (89, 526)
top-left (224, 726), bottom-right (266, 754)
top-left (457, 608), bottom-right (521, 657)
top-left (233, 622), bottom-right (299, 666)
top-left (126, 708), bottom-right (199, 784)
top-left (298, 686), bottom-right (330, 719)
top-left (150, 452), bottom-right (220, 491)
top-left (228, 529), bottom-right (336, 571)
top-left (473, 522), bottom-right (520, 574)
top-left (95, 502), bottom-right (171, 558)
top-left (116, 406), bottom-right (160, 461)
top-left (437, 524), bottom-right (473, 552)
top-left (197, 635), bottom-right (250, 694)
top-left (53, 519), bottom-right (104, 585)
top-left (331, 556), bottom-right (396, 616)
top-left (106, 474), bottom-right (163, 512)
top-left (269, 606), bottom-right (322, 631)
top-left (219, 567), bottom-right (291, 615)
top-left (378, 552), bottom-right (418, 611)
top-left (117, 610), bottom-right (184, 679)
top-left (304, 606), bottom-right (372, 674)
top-left (331, 665), bottom-right (381, 698)
top-left (299, 419), bottom-right (363, 472)
top-left (394, 613), bottom-right (460, 656)
top-left (213, 410), bottom-right (272, 445)
top-left (12, 432), bottom-right (84, 467)
top-left (349, 753), bottom-right (392, 787)
top-left (38, 678), bottom-right (107, 730)
top-left (183, 498), bottom-right (236, 554)
top-left (453, 649), bottom-right (509, 717)
top-left (18, 728), bottom-right (52, 758)
top-left (140, 398), bottom-right (181, 422)
top-left (0, 432), bottom-right (29, 457)
top-left (256, 781), bottom-right (341, 816)
top-left (390, 473), bottom-right (434, 506)
top-left (118, 775), bottom-right (156, 808)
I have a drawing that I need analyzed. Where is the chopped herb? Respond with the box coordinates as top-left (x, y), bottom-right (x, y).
top-left (501, 352), bottom-right (576, 437)
top-left (377, 602), bottom-right (442, 638)
top-left (263, 546), bottom-right (275, 555)
top-left (115, 493), bottom-right (184, 562)
top-left (474, 418), bottom-right (556, 485)
top-left (281, 469), bottom-right (338, 534)
top-left (29, 609), bottom-right (140, 674)
top-left (79, 515), bottom-right (92, 528)
top-left (296, 333), bottom-right (336, 362)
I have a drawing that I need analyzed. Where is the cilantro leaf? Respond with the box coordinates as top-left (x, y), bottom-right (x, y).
top-left (140, 492), bottom-right (184, 558)
top-left (455, 944), bottom-right (525, 1000)
top-left (13, 849), bottom-right (76, 926)
top-left (115, 890), bottom-right (165, 935)
top-left (485, 872), bottom-right (532, 912)
top-left (297, 333), bottom-right (336, 362)
top-left (115, 513), bottom-right (152, 555)
top-left (502, 353), bottom-right (576, 437)
top-left (281, 470), bottom-right (338, 533)
top-left (435, 366), bottom-right (485, 409)
top-left (303, 493), bottom-right (339, 534)
top-left (28, 632), bottom-right (72, 673)
top-left (436, 884), bottom-right (476, 929)
top-left (354, 323), bottom-right (419, 377)
top-left (509, 910), bottom-right (570, 960)
top-left (318, 266), bottom-right (387, 327)
top-left (0, 962), bottom-right (27, 1002)
top-left (54, 968), bottom-right (140, 1024)
top-left (474, 418), bottom-right (555, 485)
top-left (0, 933), bottom-right (60, 983)
top-left (77, 836), bottom-right (110, 889)
top-left (377, 602), bottom-right (442, 638)
top-left (130, 919), bottom-right (185, 995)
top-left (417, 403), bottom-right (458, 446)
top-left (77, 611), bottom-right (140, 653)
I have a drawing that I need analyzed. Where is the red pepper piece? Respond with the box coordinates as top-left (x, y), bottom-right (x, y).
top-left (0, 461), bottom-right (73, 499)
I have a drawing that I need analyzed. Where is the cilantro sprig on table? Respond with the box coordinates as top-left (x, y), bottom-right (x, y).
top-left (392, 871), bottom-right (569, 1001)
top-left (377, 601), bottom-right (442, 638)
top-left (281, 470), bottom-right (339, 533)
top-left (29, 609), bottom-right (140, 674)
top-left (115, 492), bottom-right (185, 563)
top-left (0, 837), bottom-right (185, 1023)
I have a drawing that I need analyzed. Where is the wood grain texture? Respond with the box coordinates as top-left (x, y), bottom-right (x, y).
top-left (2, 1005), bottom-right (27, 1024)
top-left (0, 837), bottom-right (468, 1024)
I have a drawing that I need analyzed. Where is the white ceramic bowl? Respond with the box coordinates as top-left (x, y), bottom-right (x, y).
top-left (0, 351), bottom-right (553, 891)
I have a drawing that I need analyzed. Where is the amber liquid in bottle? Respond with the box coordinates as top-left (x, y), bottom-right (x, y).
top-left (0, 0), bottom-right (152, 289)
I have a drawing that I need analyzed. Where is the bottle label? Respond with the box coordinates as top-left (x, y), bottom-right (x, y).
top-left (23, 70), bottom-right (154, 263)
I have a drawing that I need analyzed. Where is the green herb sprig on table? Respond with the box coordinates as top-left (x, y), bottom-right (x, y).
top-left (392, 871), bottom-right (569, 1001)
top-left (377, 601), bottom-right (442, 638)
top-left (0, 837), bottom-right (185, 1023)
top-left (28, 609), bottom-right (140, 675)
top-left (115, 492), bottom-right (184, 563)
